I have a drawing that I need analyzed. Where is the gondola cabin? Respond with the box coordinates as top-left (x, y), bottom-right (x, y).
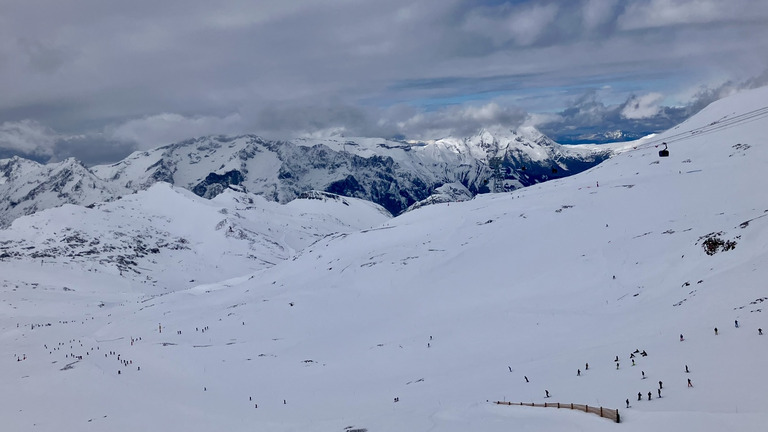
top-left (659, 143), bottom-right (669, 157)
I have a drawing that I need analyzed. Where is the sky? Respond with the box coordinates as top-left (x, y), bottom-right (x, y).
top-left (1, 0), bottom-right (768, 164)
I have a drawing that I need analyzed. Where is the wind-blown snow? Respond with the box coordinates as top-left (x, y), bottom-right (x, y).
top-left (1, 86), bottom-right (768, 431)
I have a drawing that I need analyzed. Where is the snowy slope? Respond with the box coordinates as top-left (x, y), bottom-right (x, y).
top-left (1, 86), bottom-right (768, 431)
top-left (0, 184), bottom-right (391, 293)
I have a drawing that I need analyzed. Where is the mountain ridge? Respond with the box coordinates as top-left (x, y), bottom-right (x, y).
top-left (0, 127), bottom-right (610, 226)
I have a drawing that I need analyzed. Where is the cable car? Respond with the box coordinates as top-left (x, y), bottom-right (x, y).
top-left (659, 143), bottom-right (669, 157)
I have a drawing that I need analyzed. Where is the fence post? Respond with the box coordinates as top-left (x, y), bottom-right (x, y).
top-left (585, 405), bottom-right (588, 412)
top-left (557, 403), bottom-right (560, 408)
top-left (616, 410), bottom-right (620, 423)
top-left (570, 403), bottom-right (573, 409)
top-left (600, 407), bottom-right (603, 417)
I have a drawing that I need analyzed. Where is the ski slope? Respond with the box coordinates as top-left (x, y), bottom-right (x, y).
top-left (2, 86), bottom-right (768, 431)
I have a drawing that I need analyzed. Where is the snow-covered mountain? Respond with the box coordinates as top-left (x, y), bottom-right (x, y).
top-left (0, 157), bottom-right (121, 228)
top-left (427, 125), bottom-right (609, 191)
top-left (2, 86), bottom-right (768, 432)
top-left (0, 127), bottom-right (608, 227)
top-left (92, 128), bottom-right (608, 214)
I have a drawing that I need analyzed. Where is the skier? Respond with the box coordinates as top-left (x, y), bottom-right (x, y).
top-left (680, 334), bottom-right (684, 341)
top-left (658, 388), bottom-right (661, 398)
top-left (685, 365), bottom-right (690, 373)
top-left (615, 355), bottom-right (619, 362)
top-left (735, 320), bottom-right (739, 328)
top-left (637, 392), bottom-right (642, 401)
top-left (577, 369), bottom-right (581, 376)
top-left (508, 366), bottom-right (512, 372)
top-left (648, 391), bottom-right (652, 400)
top-left (688, 378), bottom-right (693, 387)
top-left (632, 359), bottom-right (636, 366)
top-left (642, 371), bottom-right (645, 379)
top-left (585, 362), bottom-right (589, 370)
top-left (760, 328), bottom-right (763, 335)
top-left (659, 380), bottom-right (663, 389)
top-left (714, 327), bottom-right (718, 335)
top-left (545, 390), bottom-right (550, 398)
top-left (525, 376), bottom-right (529, 383)
top-left (626, 398), bottom-right (630, 408)
top-left (617, 362), bottom-right (620, 370)
top-left (641, 350), bottom-right (647, 357)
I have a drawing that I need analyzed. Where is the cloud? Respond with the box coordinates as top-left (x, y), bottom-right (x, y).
top-left (0, 120), bottom-right (57, 159)
top-left (0, 120), bottom-right (136, 165)
top-left (582, 0), bottom-right (619, 30)
top-left (242, 101), bottom-right (527, 141)
top-left (620, 93), bottom-right (664, 119)
top-left (617, 0), bottom-right (767, 30)
top-left (108, 113), bottom-right (245, 149)
top-left (0, 0), bottom-right (766, 163)
top-left (463, 3), bottom-right (560, 46)
top-left (392, 103), bottom-right (528, 139)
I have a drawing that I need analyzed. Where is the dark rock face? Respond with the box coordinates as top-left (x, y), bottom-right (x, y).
top-left (499, 151), bottom-right (610, 190)
top-left (193, 170), bottom-right (245, 199)
top-left (326, 175), bottom-right (365, 198)
top-left (146, 159), bottom-right (175, 185)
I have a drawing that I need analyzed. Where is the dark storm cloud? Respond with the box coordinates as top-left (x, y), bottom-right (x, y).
top-left (1, 0), bottom-right (767, 162)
